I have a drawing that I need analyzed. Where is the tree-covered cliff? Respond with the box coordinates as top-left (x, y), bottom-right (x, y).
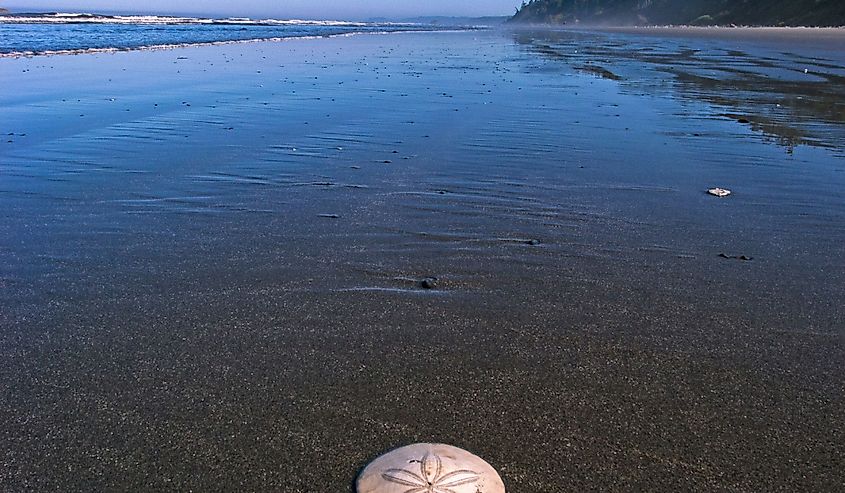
top-left (510, 0), bottom-right (845, 27)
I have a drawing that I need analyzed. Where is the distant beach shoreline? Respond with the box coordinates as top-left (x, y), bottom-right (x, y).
top-left (508, 24), bottom-right (845, 33)
top-left (506, 24), bottom-right (845, 46)
top-left (602, 25), bottom-right (845, 35)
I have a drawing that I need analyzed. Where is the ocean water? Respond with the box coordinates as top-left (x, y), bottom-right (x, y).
top-left (0, 13), bottom-right (465, 56)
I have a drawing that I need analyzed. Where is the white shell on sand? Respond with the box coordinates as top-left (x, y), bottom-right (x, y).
top-left (357, 443), bottom-right (505, 493)
top-left (708, 187), bottom-right (732, 197)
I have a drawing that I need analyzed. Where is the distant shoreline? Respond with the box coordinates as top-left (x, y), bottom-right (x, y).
top-left (507, 23), bottom-right (845, 30)
top-left (608, 25), bottom-right (845, 34)
top-left (505, 24), bottom-right (845, 44)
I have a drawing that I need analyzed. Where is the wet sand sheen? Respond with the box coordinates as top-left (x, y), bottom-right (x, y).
top-left (1, 30), bottom-right (844, 491)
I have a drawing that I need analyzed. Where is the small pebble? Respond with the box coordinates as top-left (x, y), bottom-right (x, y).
top-left (421, 277), bottom-right (437, 289)
top-left (719, 253), bottom-right (753, 261)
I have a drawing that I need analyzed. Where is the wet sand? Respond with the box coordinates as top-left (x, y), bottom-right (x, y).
top-left (1, 30), bottom-right (844, 491)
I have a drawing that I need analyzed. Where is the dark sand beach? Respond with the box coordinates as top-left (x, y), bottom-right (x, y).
top-left (1, 29), bottom-right (844, 491)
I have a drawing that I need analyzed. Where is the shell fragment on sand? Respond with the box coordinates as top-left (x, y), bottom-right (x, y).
top-left (707, 187), bottom-right (732, 197)
top-left (357, 443), bottom-right (505, 493)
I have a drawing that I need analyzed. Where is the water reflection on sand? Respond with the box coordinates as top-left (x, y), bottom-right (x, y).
top-left (512, 27), bottom-right (845, 153)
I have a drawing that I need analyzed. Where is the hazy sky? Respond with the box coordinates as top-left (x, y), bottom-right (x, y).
top-left (4, 1), bottom-right (522, 19)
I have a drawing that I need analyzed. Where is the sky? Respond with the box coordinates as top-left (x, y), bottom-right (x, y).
top-left (3, 1), bottom-right (522, 19)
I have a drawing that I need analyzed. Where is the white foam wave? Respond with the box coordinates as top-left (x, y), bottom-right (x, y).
top-left (0, 29), bottom-right (432, 59)
top-left (0, 13), bottom-right (417, 27)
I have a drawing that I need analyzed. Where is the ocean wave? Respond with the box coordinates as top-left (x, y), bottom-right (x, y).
top-left (0, 13), bottom-right (416, 27)
top-left (0, 14), bottom-right (481, 58)
top-left (0, 29), bottom-right (444, 59)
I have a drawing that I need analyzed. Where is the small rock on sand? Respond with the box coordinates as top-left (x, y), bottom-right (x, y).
top-left (719, 253), bottom-right (753, 261)
top-left (421, 277), bottom-right (437, 289)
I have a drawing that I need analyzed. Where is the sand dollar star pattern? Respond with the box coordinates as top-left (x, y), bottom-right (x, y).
top-left (382, 452), bottom-right (480, 493)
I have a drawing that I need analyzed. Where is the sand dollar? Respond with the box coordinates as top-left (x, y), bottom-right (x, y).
top-left (357, 443), bottom-right (505, 493)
